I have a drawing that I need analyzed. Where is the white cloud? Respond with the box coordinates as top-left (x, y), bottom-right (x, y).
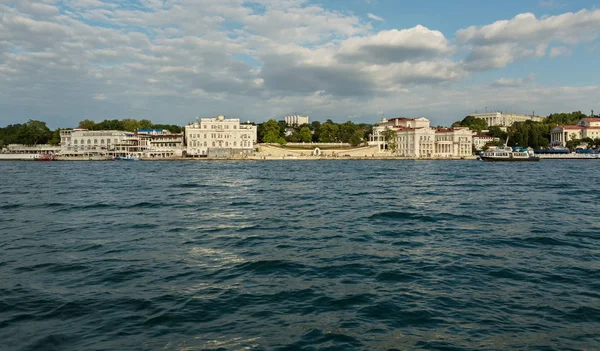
top-left (336, 25), bottom-right (452, 64)
top-left (549, 46), bottom-right (572, 57)
top-left (458, 9), bottom-right (600, 70)
top-left (491, 74), bottom-right (536, 87)
top-left (368, 13), bottom-right (384, 22)
top-left (0, 1), bottom-right (599, 128)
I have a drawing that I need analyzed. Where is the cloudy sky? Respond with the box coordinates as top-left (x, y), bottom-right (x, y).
top-left (1, 0), bottom-right (600, 128)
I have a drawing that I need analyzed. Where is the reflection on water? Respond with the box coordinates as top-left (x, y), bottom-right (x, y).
top-left (1, 160), bottom-right (600, 350)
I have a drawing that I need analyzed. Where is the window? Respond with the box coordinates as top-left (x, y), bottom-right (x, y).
top-left (233, 141), bottom-right (236, 147)
top-left (212, 141), bottom-right (215, 147)
top-left (101, 139), bottom-right (105, 144)
top-left (225, 142), bottom-right (229, 146)
top-left (204, 134), bottom-right (206, 138)
top-left (204, 141), bottom-right (207, 146)
top-left (87, 139), bottom-right (91, 145)
top-left (74, 140), bottom-right (78, 145)
top-left (234, 125), bottom-right (237, 129)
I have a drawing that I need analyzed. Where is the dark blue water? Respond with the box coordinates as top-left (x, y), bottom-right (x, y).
top-left (1, 160), bottom-right (600, 351)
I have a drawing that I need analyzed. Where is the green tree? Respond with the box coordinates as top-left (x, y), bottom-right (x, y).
top-left (139, 119), bottom-right (153, 130)
top-left (337, 121), bottom-right (358, 143)
top-left (318, 123), bottom-right (339, 142)
top-left (565, 138), bottom-right (581, 152)
top-left (382, 127), bottom-right (398, 153)
top-left (48, 129), bottom-right (61, 145)
top-left (487, 126), bottom-right (507, 140)
top-left (18, 120), bottom-right (53, 145)
top-left (546, 111), bottom-right (587, 126)
top-left (261, 119), bottom-right (286, 144)
top-left (311, 121), bottom-right (322, 142)
top-left (453, 116), bottom-right (488, 132)
top-left (121, 118), bottom-right (142, 132)
top-left (298, 126), bottom-right (312, 143)
top-left (349, 130), bottom-right (363, 146)
top-left (78, 119), bottom-right (96, 130)
top-left (0, 124), bottom-right (23, 147)
top-left (94, 119), bottom-right (124, 130)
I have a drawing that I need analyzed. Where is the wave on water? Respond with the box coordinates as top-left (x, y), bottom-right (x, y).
top-left (2, 160), bottom-right (600, 350)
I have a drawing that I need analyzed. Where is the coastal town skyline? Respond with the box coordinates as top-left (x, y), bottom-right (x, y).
top-left (1, 1), bottom-right (600, 128)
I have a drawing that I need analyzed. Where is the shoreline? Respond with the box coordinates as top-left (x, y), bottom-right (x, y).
top-left (2, 155), bottom-right (598, 161)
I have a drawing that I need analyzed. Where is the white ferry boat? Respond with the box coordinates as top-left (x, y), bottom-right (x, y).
top-left (480, 146), bottom-right (539, 162)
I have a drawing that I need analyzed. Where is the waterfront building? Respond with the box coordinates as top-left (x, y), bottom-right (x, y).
top-left (469, 112), bottom-right (544, 128)
top-left (550, 118), bottom-right (600, 147)
top-left (146, 133), bottom-right (184, 158)
top-left (60, 129), bottom-right (135, 155)
top-left (285, 114), bottom-right (309, 126)
top-left (136, 128), bottom-right (184, 157)
top-left (185, 115), bottom-right (258, 157)
top-left (473, 135), bottom-right (501, 150)
top-left (369, 117), bottom-right (473, 158)
top-left (3, 144), bottom-right (61, 154)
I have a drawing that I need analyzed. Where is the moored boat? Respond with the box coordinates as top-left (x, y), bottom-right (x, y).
top-left (114, 153), bottom-right (141, 161)
top-left (480, 146), bottom-right (539, 162)
top-left (36, 153), bottom-right (56, 161)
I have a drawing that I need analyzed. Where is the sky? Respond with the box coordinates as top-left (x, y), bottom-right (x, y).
top-left (1, 0), bottom-right (599, 128)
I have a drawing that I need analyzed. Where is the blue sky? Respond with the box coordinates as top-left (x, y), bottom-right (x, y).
top-left (1, 0), bottom-right (599, 128)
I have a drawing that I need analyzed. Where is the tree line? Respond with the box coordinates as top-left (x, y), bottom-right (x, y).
top-left (0, 120), bottom-right (60, 148)
top-left (257, 119), bottom-right (373, 146)
top-left (77, 118), bottom-right (183, 133)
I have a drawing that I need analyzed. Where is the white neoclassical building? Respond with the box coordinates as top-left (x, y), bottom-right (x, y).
top-left (369, 117), bottom-right (473, 158)
top-left (185, 115), bottom-right (258, 157)
top-left (284, 114), bottom-right (309, 126)
top-left (550, 118), bottom-right (600, 147)
top-left (469, 112), bottom-right (544, 128)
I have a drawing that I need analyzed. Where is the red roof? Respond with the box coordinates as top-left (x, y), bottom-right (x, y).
top-left (473, 134), bottom-right (495, 138)
top-left (388, 117), bottom-right (412, 122)
top-left (582, 118), bottom-right (600, 122)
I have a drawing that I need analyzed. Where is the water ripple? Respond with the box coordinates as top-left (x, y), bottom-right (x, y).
top-left (1, 160), bottom-right (600, 350)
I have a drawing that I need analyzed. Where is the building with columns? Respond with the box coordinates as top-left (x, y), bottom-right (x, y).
top-left (469, 112), bottom-right (544, 128)
top-left (185, 115), bottom-right (257, 157)
top-left (369, 117), bottom-right (473, 158)
top-left (550, 118), bottom-right (600, 147)
top-left (284, 114), bottom-right (309, 126)
top-left (60, 129), bottom-right (140, 156)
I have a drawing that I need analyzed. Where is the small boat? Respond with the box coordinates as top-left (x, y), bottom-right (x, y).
top-left (114, 153), bottom-right (141, 161)
top-left (36, 153), bottom-right (56, 161)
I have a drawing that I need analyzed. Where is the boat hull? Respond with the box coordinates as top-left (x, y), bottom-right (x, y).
top-left (480, 156), bottom-right (540, 162)
top-left (114, 157), bottom-right (141, 161)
